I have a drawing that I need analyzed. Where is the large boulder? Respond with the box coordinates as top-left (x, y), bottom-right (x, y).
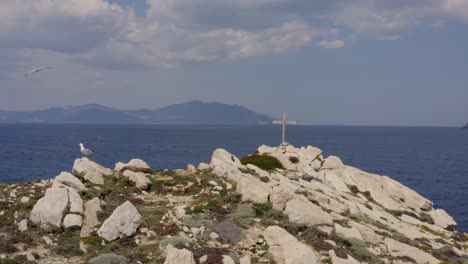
top-left (210, 149), bottom-right (244, 180)
top-left (263, 226), bottom-right (320, 264)
top-left (283, 198), bottom-right (333, 227)
top-left (54, 171), bottom-right (85, 191)
top-left (320, 156), bottom-right (344, 170)
top-left (72, 157), bottom-right (112, 185)
top-left (63, 214), bottom-right (82, 231)
top-left (30, 188), bottom-right (69, 227)
top-left (164, 245), bottom-right (196, 264)
top-left (429, 208), bottom-right (457, 230)
top-left (97, 201), bottom-right (142, 241)
top-left (384, 238), bottom-right (439, 264)
top-left (115, 159), bottom-right (151, 173)
top-left (80, 197), bottom-right (103, 237)
top-left (122, 170), bottom-right (151, 190)
top-left (236, 175), bottom-right (271, 204)
top-left (68, 188), bottom-right (83, 214)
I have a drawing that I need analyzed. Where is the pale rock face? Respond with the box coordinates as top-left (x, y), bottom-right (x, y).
top-left (384, 238), bottom-right (439, 264)
top-left (349, 221), bottom-right (382, 245)
top-left (197, 162), bottom-right (211, 170)
top-left (334, 223), bottom-right (363, 241)
top-left (123, 170), bottom-right (151, 190)
top-left (20, 196), bottom-right (30, 204)
top-left (246, 164), bottom-right (270, 177)
top-left (223, 255), bottom-right (235, 264)
top-left (186, 164), bottom-right (197, 173)
top-left (270, 187), bottom-right (293, 211)
top-left (263, 226), bottom-right (320, 264)
top-left (97, 201), bottom-right (142, 241)
top-left (210, 148), bottom-right (244, 181)
top-left (54, 171), bottom-right (85, 191)
top-left (310, 159), bottom-right (322, 171)
top-left (317, 170), bottom-right (350, 193)
top-left (80, 197), bottom-right (102, 237)
top-left (30, 188), bottom-right (69, 227)
top-left (68, 188), bottom-right (84, 214)
top-left (328, 250), bottom-right (361, 264)
top-left (236, 175), bottom-right (271, 204)
top-left (320, 156), bottom-right (345, 170)
top-left (115, 159), bottom-right (151, 173)
top-left (283, 198), bottom-right (333, 227)
top-left (72, 158), bottom-right (112, 185)
top-left (164, 245), bottom-right (196, 264)
top-left (173, 205), bottom-right (186, 220)
top-left (63, 214), bottom-right (83, 231)
top-left (429, 208), bottom-right (457, 230)
top-left (239, 256), bottom-right (251, 264)
top-left (18, 219), bottom-right (28, 232)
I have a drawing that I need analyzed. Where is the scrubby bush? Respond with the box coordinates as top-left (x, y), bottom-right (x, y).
top-left (240, 154), bottom-right (284, 171)
top-left (88, 253), bottom-right (128, 264)
top-left (160, 236), bottom-right (192, 250)
top-left (228, 204), bottom-right (256, 226)
top-left (289, 156), bottom-right (299, 164)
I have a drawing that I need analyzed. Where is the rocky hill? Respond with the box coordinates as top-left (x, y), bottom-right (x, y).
top-left (0, 101), bottom-right (274, 125)
top-left (0, 144), bottom-right (467, 264)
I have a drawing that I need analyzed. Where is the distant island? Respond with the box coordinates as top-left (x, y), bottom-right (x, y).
top-left (0, 101), bottom-right (274, 125)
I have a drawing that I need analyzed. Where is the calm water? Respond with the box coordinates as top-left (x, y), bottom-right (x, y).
top-left (0, 124), bottom-right (467, 231)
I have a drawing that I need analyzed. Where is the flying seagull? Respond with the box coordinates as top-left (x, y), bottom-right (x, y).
top-left (79, 143), bottom-right (95, 156)
top-left (24, 67), bottom-right (52, 76)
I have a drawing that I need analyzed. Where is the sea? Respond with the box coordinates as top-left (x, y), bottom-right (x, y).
top-left (0, 124), bottom-right (467, 232)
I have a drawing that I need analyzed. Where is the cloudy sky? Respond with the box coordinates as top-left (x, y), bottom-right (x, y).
top-left (1, 0), bottom-right (467, 126)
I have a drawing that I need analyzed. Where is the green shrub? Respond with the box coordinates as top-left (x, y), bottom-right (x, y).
top-left (228, 204), bottom-right (256, 226)
top-left (240, 154), bottom-right (284, 171)
top-left (160, 236), bottom-right (192, 250)
top-left (88, 253), bottom-right (128, 264)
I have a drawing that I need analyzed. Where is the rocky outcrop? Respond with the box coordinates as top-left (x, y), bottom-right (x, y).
top-left (263, 226), bottom-right (320, 264)
top-left (115, 159), bottom-right (151, 173)
top-left (97, 201), bottom-right (142, 241)
top-left (236, 175), bottom-right (271, 204)
top-left (80, 197), bottom-right (103, 237)
top-left (30, 187), bottom-right (69, 227)
top-left (54, 172), bottom-right (85, 191)
top-left (122, 170), bottom-right (151, 190)
top-left (163, 245), bottom-right (196, 264)
top-left (72, 157), bottom-right (112, 185)
top-left (284, 198), bottom-right (333, 227)
top-left (320, 156), bottom-right (345, 170)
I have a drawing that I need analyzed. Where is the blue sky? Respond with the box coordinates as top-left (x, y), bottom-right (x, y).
top-left (0, 0), bottom-right (467, 126)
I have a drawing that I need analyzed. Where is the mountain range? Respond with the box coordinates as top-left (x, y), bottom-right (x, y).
top-left (0, 101), bottom-right (274, 125)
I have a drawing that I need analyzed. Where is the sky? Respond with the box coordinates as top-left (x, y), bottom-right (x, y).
top-left (0, 0), bottom-right (467, 126)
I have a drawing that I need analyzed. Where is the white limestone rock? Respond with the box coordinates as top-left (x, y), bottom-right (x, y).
top-left (63, 214), bottom-right (83, 231)
top-left (239, 256), bottom-right (251, 264)
top-left (197, 162), bottom-right (211, 170)
top-left (186, 164), bottom-right (197, 173)
top-left (72, 157), bottom-right (112, 185)
top-left (164, 245), bottom-right (196, 264)
top-left (20, 196), bottom-right (30, 204)
top-left (123, 170), bottom-right (151, 190)
top-left (334, 223), bottom-right (363, 240)
top-left (115, 158), bottom-right (151, 173)
top-left (236, 175), bottom-right (271, 204)
top-left (68, 188), bottom-right (84, 214)
top-left (263, 226), bottom-right (320, 264)
top-left (54, 171), bottom-right (85, 191)
top-left (223, 256), bottom-right (235, 264)
top-left (210, 149), bottom-right (244, 181)
top-left (80, 197), bottom-right (102, 237)
top-left (18, 219), bottom-right (28, 232)
top-left (97, 201), bottom-right (142, 241)
top-left (30, 187), bottom-right (69, 227)
top-left (384, 238), bottom-right (439, 264)
top-left (429, 208), bottom-right (457, 230)
top-left (320, 156), bottom-right (345, 170)
top-left (284, 198), bottom-right (333, 227)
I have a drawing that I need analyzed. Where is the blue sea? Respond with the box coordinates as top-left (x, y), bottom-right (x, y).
top-left (0, 124), bottom-right (467, 232)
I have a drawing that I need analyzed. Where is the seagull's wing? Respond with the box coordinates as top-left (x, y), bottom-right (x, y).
top-left (24, 67), bottom-right (52, 77)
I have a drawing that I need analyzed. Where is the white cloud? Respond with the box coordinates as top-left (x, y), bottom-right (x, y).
top-left (0, 0), bottom-right (467, 69)
top-left (319, 39), bottom-right (344, 49)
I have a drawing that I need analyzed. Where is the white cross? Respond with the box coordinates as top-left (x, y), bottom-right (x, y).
top-left (272, 112), bottom-right (296, 145)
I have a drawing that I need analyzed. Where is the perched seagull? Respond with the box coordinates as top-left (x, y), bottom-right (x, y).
top-left (79, 143), bottom-right (95, 156)
top-left (24, 67), bottom-right (52, 77)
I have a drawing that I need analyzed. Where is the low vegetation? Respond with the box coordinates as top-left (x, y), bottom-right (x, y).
top-left (240, 154), bottom-right (284, 171)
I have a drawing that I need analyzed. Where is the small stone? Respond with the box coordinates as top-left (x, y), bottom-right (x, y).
top-left (209, 232), bottom-right (219, 240)
top-left (200, 255), bottom-right (208, 264)
top-left (26, 253), bottom-right (35, 261)
top-left (225, 182), bottom-right (233, 190)
top-left (208, 181), bottom-right (218, 186)
top-left (223, 255), bottom-right (235, 264)
top-left (80, 241), bottom-right (88, 253)
top-left (191, 227), bottom-right (200, 236)
top-left (42, 236), bottom-right (53, 245)
top-left (20, 196), bottom-right (30, 204)
top-left (183, 226), bottom-right (190, 233)
top-left (140, 228), bottom-right (149, 233)
top-left (0, 211), bottom-right (4, 216)
top-left (257, 238), bottom-right (264, 244)
top-left (18, 219), bottom-right (28, 232)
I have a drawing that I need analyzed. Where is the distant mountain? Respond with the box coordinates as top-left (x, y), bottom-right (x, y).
top-left (0, 101), bottom-right (274, 125)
